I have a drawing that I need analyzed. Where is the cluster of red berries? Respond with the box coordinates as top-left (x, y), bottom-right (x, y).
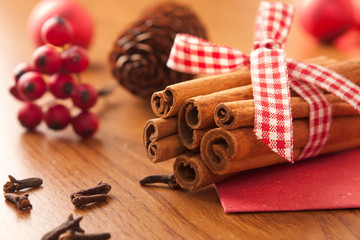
top-left (9, 16), bottom-right (99, 138)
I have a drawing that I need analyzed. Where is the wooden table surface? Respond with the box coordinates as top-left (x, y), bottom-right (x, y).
top-left (1, 0), bottom-right (360, 239)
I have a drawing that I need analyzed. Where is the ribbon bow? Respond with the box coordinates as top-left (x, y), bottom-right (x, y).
top-left (167, 1), bottom-right (360, 162)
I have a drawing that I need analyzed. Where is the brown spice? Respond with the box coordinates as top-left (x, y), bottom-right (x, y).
top-left (59, 230), bottom-right (111, 240)
top-left (41, 214), bottom-right (84, 240)
top-left (140, 174), bottom-right (180, 189)
top-left (146, 134), bottom-right (188, 163)
top-left (3, 175), bottom-right (43, 193)
top-left (71, 194), bottom-right (109, 208)
top-left (4, 192), bottom-right (32, 210)
top-left (173, 152), bottom-right (232, 191)
top-left (70, 182), bottom-right (111, 200)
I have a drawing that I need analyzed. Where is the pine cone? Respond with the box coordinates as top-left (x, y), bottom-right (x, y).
top-left (109, 2), bottom-right (207, 98)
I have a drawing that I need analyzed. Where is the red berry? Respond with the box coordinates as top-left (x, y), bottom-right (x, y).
top-left (44, 104), bottom-right (71, 130)
top-left (33, 45), bottom-right (62, 74)
top-left (72, 111), bottom-right (99, 138)
top-left (61, 45), bottom-right (89, 73)
top-left (18, 102), bottom-right (43, 130)
top-left (9, 84), bottom-right (24, 101)
top-left (17, 72), bottom-right (47, 100)
top-left (41, 16), bottom-right (73, 47)
top-left (49, 73), bottom-right (76, 99)
top-left (71, 83), bottom-right (98, 110)
top-left (13, 62), bottom-right (34, 82)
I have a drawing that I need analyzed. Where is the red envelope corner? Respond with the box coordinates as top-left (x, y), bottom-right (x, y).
top-left (215, 148), bottom-right (360, 213)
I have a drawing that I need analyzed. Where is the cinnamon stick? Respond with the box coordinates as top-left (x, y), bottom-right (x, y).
top-left (182, 60), bottom-right (360, 131)
top-left (215, 94), bottom-right (359, 130)
top-left (176, 84), bottom-right (291, 149)
top-left (179, 57), bottom-right (340, 130)
top-left (201, 116), bottom-right (360, 175)
top-left (151, 68), bottom-right (251, 118)
top-left (176, 85), bottom-right (253, 150)
top-left (147, 134), bottom-right (189, 163)
top-left (151, 57), bottom-right (360, 118)
top-left (173, 152), bottom-right (232, 191)
top-left (143, 117), bottom-right (177, 148)
top-left (176, 77), bottom-right (346, 149)
top-left (175, 137), bottom-right (360, 189)
top-left (327, 58), bottom-right (360, 83)
top-left (182, 84), bottom-right (254, 130)
top-left (177, 105), bottom-right (211, 150)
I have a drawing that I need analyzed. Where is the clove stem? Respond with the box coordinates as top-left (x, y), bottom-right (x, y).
top-left (97, 82), bottom-right (117, 97)
top-left (59, 230), bottom-right (111, 240)
top-left (41, 214), bottom-right (84, 240)
top-left (4, 192), bottom-right (32, 210)
top-left (70, 182), bottom-right (111, 200)
top-left (139, 174), bottom-right (180, 190)
top-left (72, 194), bottom-right (108, 208)
top-left (3, 175), bottom-right (43, 193)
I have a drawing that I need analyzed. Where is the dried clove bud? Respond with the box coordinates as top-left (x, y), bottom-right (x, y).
top-left (70, 182), bottom-right (111, 200)
top-left (41, 214), bottom-right (84, 240)
top-left (4, 192), bottom-right (32, 210)
top-left (3, 175), bottom-right (43, 193)
top-left (59, 230), bottom-right (111, 240)
top-left (140, 174), bottom-right (180, 190)
top-left (72, 194), bottom-right (108, 208)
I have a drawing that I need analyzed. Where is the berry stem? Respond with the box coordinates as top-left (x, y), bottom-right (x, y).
top-left (97, 82), bottom-right (117, 97)
top-left (76, 73), bottom-right (82, 84)
top-left (42, 99), bottom-right (57, 108)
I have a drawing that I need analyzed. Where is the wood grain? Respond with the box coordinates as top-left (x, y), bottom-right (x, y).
top-left (1, 0), bottom-right (360, 239)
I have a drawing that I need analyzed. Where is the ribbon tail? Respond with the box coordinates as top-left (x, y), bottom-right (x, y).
top-left (290, 79), bottom-right (332, 160)
top-left (250, 48), bottom-right (294, 162)
top-left (287, 59), bottom-right (360, 113)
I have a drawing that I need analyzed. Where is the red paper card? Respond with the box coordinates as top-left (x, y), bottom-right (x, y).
top-left (215, 148), bottom-right (360, 213)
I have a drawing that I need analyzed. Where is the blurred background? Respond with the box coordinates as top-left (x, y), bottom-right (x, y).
top-left (2, 0), bottom-right (360, 140)
top-left (1, 0), bottom-right (360, 238)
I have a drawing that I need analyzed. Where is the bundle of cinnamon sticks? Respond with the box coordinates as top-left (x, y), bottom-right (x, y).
top-left (143, 57), bottom-right (360, 191)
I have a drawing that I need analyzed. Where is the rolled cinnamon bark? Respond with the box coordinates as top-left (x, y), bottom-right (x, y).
top-left (173, 152), bottom-right (232, 191)
top-left (185, 59), bottom-right (360, 130)
top-left (143, 117), bottom-right (177, 148)
top-left (175, 137), bottom-right (360, 189)
top-left (151, 69), bottom-right (250, 118)
top-left (215, 94), bottom-right (359, 130)
top-left (151, 57), bottom-right (360, 118)
top-left (201, 116), bottom-right (360, 175)
top-left (177, 85), bottom-right (253, 150)
top-left (178, 102), bottom-right (212, 149)
top-left (183, 85), bottom-right (254, 130)
top-left (180, 56), bottom-right (336, 130)
top-left (328, 58), bottom-right (360, 83)
top-left (147, 134), bottom-right (189, 163)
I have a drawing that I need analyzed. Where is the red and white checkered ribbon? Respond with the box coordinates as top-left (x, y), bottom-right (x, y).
top-left (167, 1), bottom-right (360, 162)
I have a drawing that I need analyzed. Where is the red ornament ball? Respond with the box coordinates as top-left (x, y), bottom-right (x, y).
top-left (28, 0), bottom-right (94, 49)
top-left (72, 111), bottom-right (99, 138)
top-left (353, 0), bottom-right (360, 30)
top-left (18, 102), bottom-right (43, 130)
top-left (296, 0), bottom-right (354, 42)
